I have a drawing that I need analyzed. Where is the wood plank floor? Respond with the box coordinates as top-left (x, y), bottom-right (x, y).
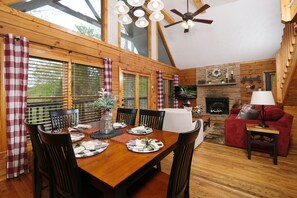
top-left (1, 142), bottom-right (297, 198)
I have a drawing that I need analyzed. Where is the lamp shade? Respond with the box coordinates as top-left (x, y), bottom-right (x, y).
top-left (127, 0), bottom-right (145, 7)
top-left (114, 1), bottom-right (129, 14)
top-left (135, 17), bottom-right (149, 28)
top-left (250, 91), bottom-right (275, 105)
top-left (119, 14), bottom-right (132, 24)
top-left (149, 11), bottom-right (164, 21)
top-left (147, 0), bottom-right (164, 11)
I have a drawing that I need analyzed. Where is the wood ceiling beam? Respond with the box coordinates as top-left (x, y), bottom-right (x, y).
top-left (193, 0), bottom-right (206, 14)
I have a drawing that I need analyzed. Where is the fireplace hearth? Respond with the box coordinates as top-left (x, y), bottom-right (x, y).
top-left (206, 97), bottom-right (229, 114)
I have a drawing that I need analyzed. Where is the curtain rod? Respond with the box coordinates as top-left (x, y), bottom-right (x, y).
top-left (0, 33), bottom-right (105, 60)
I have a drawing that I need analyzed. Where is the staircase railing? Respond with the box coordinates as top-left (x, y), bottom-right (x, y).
top-left (276, 22), bottom-right (297, 104)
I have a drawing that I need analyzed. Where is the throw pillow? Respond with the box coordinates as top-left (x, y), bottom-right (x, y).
top-left (265, 106), bottom-right (284, 121)
top-left (236, 104), bottom-right (260, 120)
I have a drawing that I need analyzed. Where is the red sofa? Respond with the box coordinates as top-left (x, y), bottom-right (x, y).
top-left (224, 106), bottom-right (294, 156)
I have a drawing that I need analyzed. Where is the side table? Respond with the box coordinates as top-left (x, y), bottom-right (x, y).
top-left (246, 124), bottom-right (279, 165)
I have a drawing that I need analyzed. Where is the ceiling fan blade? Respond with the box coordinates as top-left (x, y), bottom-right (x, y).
top-left (193, 19), bottom-right (213, 24)
top-left (192, 4), bottom-right (210, 17)
top-left (170, 9), bottom-right (185, 18)
top-left (164, 20), bottom-right (183, 28)
top-left (184, 28), bottom-right (189, 33)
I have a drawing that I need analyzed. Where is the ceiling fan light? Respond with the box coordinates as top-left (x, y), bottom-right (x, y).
top-left (149, 11), bottom-right (164, 22)
top-left (181, 21), bottom-right (189, 29)
top-left (133, 8), bottom-right (145, 17)
top-left (127, 0), bottom-right (145, 7)
top-left (114, 1), bottom-right (129, 14)
top-left (147, 0), bottom-right (164, 11)
top-left (135, 17), bottom-right (149, 28)
top-left (187, 20), bottom-right (194, 28)
top-left (119, 14), bottom-right (132, 24)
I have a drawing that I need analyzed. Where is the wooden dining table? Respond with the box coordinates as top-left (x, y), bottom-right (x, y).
top-left (75, 122), bottom-right (179, 198)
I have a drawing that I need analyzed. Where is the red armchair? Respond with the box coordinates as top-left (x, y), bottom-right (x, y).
top-left (224, 106), bottom-right (293, 156)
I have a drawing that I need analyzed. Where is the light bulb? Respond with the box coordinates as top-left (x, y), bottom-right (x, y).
top-left (118, 5), bottom-right (124, 13)
top-left (181, 21), bottom-right (188, 29)
top-left (140, 20), bottom-right (145, 26)
top-left (154, 13), bottom-right (160, 19)
top-left (122, 16), bottom-right (128, 22)
top-left (152, 1), bottom-right (159, 9)
top-left (134, 0), bottom-right (139, 3)
top-left (187, 20), bottom-right (194, 27)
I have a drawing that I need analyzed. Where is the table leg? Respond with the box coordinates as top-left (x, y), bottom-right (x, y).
top-left (247, 131), bottom-right (251, 160)
top-left (274, 134), bottom-right (278, 165)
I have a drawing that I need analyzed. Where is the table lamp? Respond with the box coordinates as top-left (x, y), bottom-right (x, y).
top-left (250, 91), bottom-right (275, 128)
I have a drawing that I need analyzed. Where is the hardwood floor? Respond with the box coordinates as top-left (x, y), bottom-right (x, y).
top-left (1, 142), bottom-right (297, 198)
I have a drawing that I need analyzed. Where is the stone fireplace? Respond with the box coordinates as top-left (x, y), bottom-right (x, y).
top-left (205, 97), bottom-right (229, 114)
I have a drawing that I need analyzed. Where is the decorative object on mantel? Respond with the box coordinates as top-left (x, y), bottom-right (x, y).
top-left (229, 70), bottom-right (236, 83)
top-left (198, 80), bottom-right (206, 84)
top-left (241, 75), bottom-right (261, 84)
top-left (206, 68), bottom-right (228, 84)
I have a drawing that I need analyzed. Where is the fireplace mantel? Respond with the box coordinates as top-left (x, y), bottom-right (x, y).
top-left (197, 82), bottom-right (237, 87)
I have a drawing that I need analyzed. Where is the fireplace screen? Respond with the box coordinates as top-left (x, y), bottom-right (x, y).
top-left (205, 97), bottom-right (229, 114)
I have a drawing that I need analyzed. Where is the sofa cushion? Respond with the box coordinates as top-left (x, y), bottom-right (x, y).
top-left (265, 106), bottom-right (284, 121)
top-left (236, 104), bottom-right (260, 120)
top-left (231, 108), bottom-right (241, 114)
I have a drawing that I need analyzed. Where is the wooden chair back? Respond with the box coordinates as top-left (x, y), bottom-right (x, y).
top-left (167, 120), bottom-right (201, 198)
top-left (49, 109), bottom-right (79, 130)
top-left (24, 119), bottom-right (55, 198)
top-left (116, 108), bottom-right (138, 125)
top-left (37, 125), bottom-right (82, 198)
top-left (139, 109), bottom-right (165, 130)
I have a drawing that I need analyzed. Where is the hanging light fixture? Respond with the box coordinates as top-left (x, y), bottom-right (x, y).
top-left (114, 0), bottom-right (164, 28)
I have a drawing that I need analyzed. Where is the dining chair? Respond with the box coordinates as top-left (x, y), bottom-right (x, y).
top-left (127, 120), bottom-right (202, 198)
top-left (24, 119), bottom-right (56, 198)
top-left (49, 109), bottom-right (79, 130)
top-left (116, 108), bottom-right (138, 125)
top-left (139, 109), bottom-right (165, 130)
top-left (37, 125), bottom-right (103, 198)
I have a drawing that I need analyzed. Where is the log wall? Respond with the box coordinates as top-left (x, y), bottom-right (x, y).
top-left (0, 4), bottom-right (179, 180)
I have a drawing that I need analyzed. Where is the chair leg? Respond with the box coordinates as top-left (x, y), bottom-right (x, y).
top-left (33, 165), bottom-right (42, 198)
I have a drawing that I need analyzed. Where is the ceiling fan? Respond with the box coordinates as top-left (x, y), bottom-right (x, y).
top-left (164, 0), bottom-right (213, 33)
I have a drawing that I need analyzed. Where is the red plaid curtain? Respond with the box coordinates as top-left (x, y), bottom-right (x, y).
top-left (4, 34), bottom-right (29, 178)
top-left (104, 58), bottom-right (112, 93)
top-left (157, 71), bottom-right (163, 109)
top-left (173, 74), bottom-right (179, 108)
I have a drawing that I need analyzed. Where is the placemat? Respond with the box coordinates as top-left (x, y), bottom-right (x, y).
top-left (111, 133), bottom-right (139, 144)
top-left (90, 129), bottom-right (122, 139)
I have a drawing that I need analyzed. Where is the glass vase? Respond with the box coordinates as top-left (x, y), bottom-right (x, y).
top-left (100, 110), bottom-right (113, 134)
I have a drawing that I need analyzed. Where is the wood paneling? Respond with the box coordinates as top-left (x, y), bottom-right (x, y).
top-left (179, 68), bottom-right (196, 85)
top-left (284, 106), bottom-right (297, 150)
top-left (284, 65), bottom-right (297, 106)
top-left (240, 59), bottom-right (276, 104)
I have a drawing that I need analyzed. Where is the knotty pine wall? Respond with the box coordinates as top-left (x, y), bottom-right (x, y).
top-left (0, 4), bottom-right (179, 180)
top-left (240, 59), bottom-right (276, 104)
top-left (178, 68), bottom-right (197, 107)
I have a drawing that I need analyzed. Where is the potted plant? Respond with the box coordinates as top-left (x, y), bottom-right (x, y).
top-left (94, 88), bottom-right (117, 134)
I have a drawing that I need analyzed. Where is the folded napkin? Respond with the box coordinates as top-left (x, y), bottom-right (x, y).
top-left (113, 123), bottom-right (123, 128)
top-left (70, 133), bottom-right (85, 142)
top-left (81, 139), bottom-right (108, 150)
top-left (131, 126), bottom-right (147, 133)
top-left (69, 124), bottom-right (92, 132)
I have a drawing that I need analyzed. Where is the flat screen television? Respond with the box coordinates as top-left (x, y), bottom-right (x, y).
top-left (174, 85), bottom-right (197, 99)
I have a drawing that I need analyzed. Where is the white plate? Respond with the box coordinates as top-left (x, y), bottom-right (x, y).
top-left (70, 133), bottom-right (85, 142)
top-left (127, 127), bottom-right (153, 135)
top-left (113, 122), bottom-right (127, 129)
top-left (73, 140), bottom-right (109, 158)
top-left (126, 138), bottom-right (164, 153)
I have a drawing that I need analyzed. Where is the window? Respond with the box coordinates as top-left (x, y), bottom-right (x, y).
top-left (139, 76), bottom-right (149, 109)
top-left (26, 57), bottom-right (65, 129)
top-left (10, 0), bottom-right (102, 40)
top-left (121, 22), bottom-right (148, 57)
top-left (72, 63), bottom-right (104, 123)
top-left (163, 79), bottom-right (174, 108)
top-left (26, 57), bottom-right (104, 129)
top-left (121, 72), bottom-right (150, 110)
top-left (123, 73), bottom-right (136, 108)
